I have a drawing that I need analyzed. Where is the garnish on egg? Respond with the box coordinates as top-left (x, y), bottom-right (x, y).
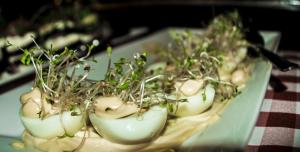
top-left (16, 11), bottom-right (255, 152)
top-left (88, 48), bottom-right (172, 144)
top-left (18, 39), bottom-right (96, 139)
top-left (150, 24), bottom-right (242, 116)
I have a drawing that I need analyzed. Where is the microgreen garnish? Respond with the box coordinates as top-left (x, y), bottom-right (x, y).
top-left (87, 48), bottom-right (189, 112)
top-left (151, 12), bottom-right (248, 104)
top-left (19, 40), bottom-right (96, 118)
top-left (205, 11), bottom-right (249, 54)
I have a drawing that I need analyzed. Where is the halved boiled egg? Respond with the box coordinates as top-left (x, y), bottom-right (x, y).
top-left (89, 105), bottom-right (168, 144)
top-left (218, 47), bottom-right (247, 81)
top-left (19, 88), bottom-right (84, 139)
top-left (146, 62), bottom-right (216, 117)
top-left (20, 109), bottom-right (84, 139)
top-left (170, 80), bottom-right (216, 117)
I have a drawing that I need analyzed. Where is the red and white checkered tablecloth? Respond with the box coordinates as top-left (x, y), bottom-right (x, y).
top-left (246, 50), bottom-right (300, 152)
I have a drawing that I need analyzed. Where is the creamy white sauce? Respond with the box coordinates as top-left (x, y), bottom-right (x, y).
top-left (172, 83), bottom-right (216, 117)
top-left (22, 100), bottom-right (229, 152)
top-left (20, 88), bottom-right (55, 118)
top-left (231, 69), bottom-right (247, 86)
top-left (179, 79), bottom-right (204, 96)
top-left (22, 101), bottom-right (40, 118)
top-left (94, 96), bottom-right (138, 119)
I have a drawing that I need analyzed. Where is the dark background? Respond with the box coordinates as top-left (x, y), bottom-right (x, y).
top-left (0, 0), bottom-right (300, 50)
top-left (0, 0), bottom-right (299, 93)
top-left (95, 0), bottom-right (300, 50)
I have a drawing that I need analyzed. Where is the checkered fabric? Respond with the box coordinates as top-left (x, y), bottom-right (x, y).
top-left (246, 51), bottom-right (300, 152)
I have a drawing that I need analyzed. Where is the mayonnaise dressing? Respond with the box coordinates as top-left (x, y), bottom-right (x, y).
top-left (20, 88), bottom-right (56, 118)
top-left (94, 96), bottom-right (138, 119)
top-left (179, 79), bottom-right (204, 96)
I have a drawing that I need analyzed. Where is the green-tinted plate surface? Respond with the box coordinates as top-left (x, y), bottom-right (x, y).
top-left (0, 28), bottom-right (280, 152)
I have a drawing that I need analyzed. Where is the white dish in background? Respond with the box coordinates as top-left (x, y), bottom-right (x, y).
top-left (0, 28), bottom-right (280, 152)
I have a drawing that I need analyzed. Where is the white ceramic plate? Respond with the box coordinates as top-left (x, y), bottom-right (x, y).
top-left (0, 28), bottom-right (280, 152)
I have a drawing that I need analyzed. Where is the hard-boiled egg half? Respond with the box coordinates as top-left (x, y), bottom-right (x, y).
top-left (170, 80), bottom-right (216, 117)
top-left (19, 88), bottom-right (84, 139)
top-left (147, 62), bottom-right (216, 117)
top-left (218, 47), bottom-right (247, 81)
top-left (89, 96), bottom-right (168, 144)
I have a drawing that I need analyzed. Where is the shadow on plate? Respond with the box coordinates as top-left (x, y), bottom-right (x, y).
top-left (178, 145), bottom-right (243, 152)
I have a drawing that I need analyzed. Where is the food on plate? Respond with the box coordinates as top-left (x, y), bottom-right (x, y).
top-left (17, 12), bottom-right (254, 152)
top-left (204, 12), bottom-right (252, 87)
top-left (88, 49), bottom-right (170, 144)
top-left (148, 14), bottom-right (248, 117)
top-left (18, 43), bottom-right (95, 141)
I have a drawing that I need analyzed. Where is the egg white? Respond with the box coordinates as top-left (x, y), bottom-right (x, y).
top-left (172, 84), bottom-right (215, 117)
top-left (89, 106), bottom-right (168, 144)
top-left (146, 62), bottom-right (216, 117)
top-left (20, 109), bottom-right (84, 139)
